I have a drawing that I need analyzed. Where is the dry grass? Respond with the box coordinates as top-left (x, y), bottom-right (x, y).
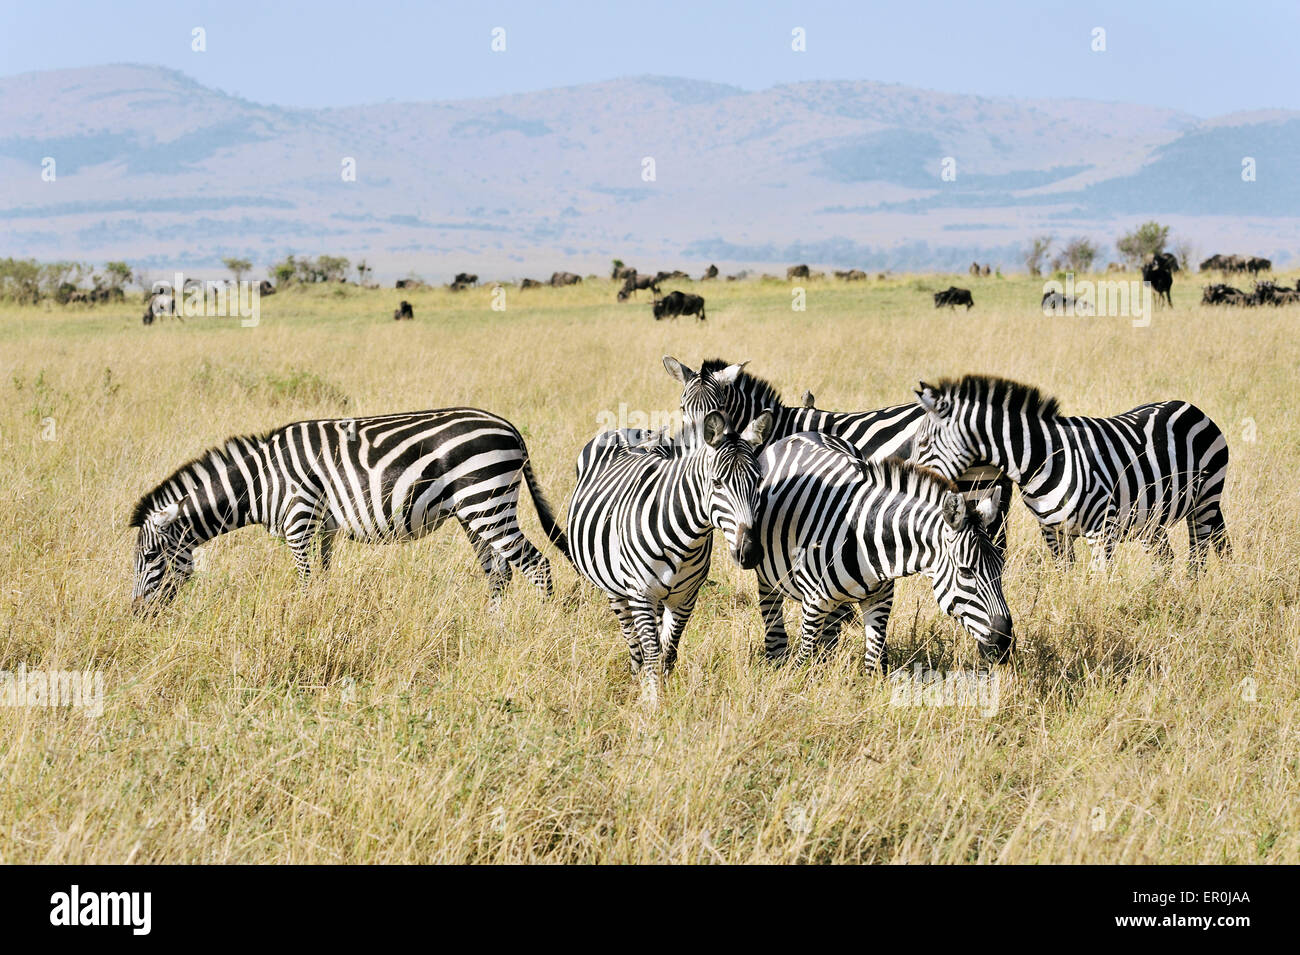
top-left (1, 273), bottom-right (1297, 863)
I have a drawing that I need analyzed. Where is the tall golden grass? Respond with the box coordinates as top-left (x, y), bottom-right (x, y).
top-left (1, 273), bottom-right (1297, 863)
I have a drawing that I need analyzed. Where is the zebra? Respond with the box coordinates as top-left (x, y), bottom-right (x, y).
top-left (754, 433), bottom-right (1012, 669)
top-left (662, 357), bottom-right (1012, 541)
top-left (662, 356), bottom-right (1013, 645)
top-left (567, 409), bottom-right (773, 704)
top-left (129, 408), bottom-right (568, 613)
top-left (910, 375), bottom-right (1231, 572)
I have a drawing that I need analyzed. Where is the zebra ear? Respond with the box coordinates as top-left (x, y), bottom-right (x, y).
top-left (916, 382), bottom-right (941, 415)
top-left (701, 411), bottom-right (728, 448)
top-left (156, 500), bottom-right (182, 527)
top-left (715, 361), bottom-right (749, 385)
top-left (940, 491), bottom-right (966, 530)
top-left (741, 409), bottom-right (774, 446)
top-left (975, 487), bottom-right (1002, 530)
top-left (663, 356), bottom-right (695, 383)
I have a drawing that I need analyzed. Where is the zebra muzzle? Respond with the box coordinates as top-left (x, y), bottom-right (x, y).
top-left (734, 525), bottom-right (763, 569)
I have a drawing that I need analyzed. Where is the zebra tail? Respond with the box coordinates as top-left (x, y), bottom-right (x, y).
top-left (521, 458), bottom-right (571, 561)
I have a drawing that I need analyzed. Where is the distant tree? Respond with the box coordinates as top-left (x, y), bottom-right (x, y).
top-left (270, 256), bottom-right (297, 287)
top-left (1052, 237), bottom-right (1099, 274)
top-left (103, 261), bottom-right (133, 290)
top-left (0, 257), bottom-right (44, 304)
top-left (315, 255), bottom-right (351, 283)
top-left (1024, 235), bottom-right (1053, 276)
top-left (356, 260), bottom-right (373, 286)
top-left (611, 258), bottom-right (625, 278)
top-left (1116, 221), bottom-right (1169, 268)
top-left (223, 257), bottom-right (253, 284)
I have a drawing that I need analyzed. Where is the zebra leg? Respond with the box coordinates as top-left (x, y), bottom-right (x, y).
top-left (659, 600), bottom-right (696, 675)
top-left (286, 521), bottom-right (321, 586)
top-left (611, 600), bottom-right (643, 674)
top-left (1085, 516), bottom-right (1118, 571)
top-left (630, 600), bottom-right (664, 705)
top-left (1040, 523), bottom-right (1076, 566)
top-left (1142, 527), bottom-right (1175, 574)
top-left (859, 582), bottom-right (895, 674)
top-left (318, 525), bottom-right (339, 574)
top-left (1187, 501), bottom-right (1231, 575)
top-left (820, 604), bottom-right (856, 652)
top-left (459, 519), bottom-right (512, 608)
top-left (757, 578), bottom-right (790, 662)
top-left (792, 602), bottom-right (831, 667)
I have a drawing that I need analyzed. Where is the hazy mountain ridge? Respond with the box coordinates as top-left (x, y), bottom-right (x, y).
top-left (1, 64), bottom-right (1296, 279)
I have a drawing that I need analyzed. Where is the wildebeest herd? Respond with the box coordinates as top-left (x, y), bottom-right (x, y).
top-left (129, 354), bottom-right (1231, 706)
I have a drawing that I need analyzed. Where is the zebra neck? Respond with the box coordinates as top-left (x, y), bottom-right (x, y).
top-left (992, 415), bottom-right (1067, 491)
top-left (672, 457), bottom-right (715, 541)
top-left (177, 437), bottom-right (267, 543)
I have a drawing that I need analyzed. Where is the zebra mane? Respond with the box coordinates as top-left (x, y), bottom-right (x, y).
top-left (933, 374), bottom-right (1061, 419)
top-left (129, 433), bottom-right (265, 526)
top-left (700, 358), bottom-right (785, 409)
top-left (860, 456), bottom-right (959, 504)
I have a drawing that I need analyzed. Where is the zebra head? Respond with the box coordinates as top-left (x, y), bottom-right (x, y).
top-left (129, 498), bottom-right (195, 614)
top-left (663, 356), bottom-right (750, 429)
top-left (911, 381), bottom-right (973, 480)
top-left (930, 487), bottom-right (1014, 661)
top-left (700, 409), bottom-right (773, 569)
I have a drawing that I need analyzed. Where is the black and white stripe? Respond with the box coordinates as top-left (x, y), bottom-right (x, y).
top-left (662, 357), bottom-right (1013, 548)
top-left (753, 433), bottom-right (1013, 669)
top-left (911, 375), bottom-right (1231, 571)
top-left (567, 410), bottom-right (772, 702)
top-left (129, 408), bottom-right (568, 612)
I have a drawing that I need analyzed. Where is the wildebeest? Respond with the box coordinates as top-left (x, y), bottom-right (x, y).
top-left (520, 278), bottom-right (543, 289)
top-left (1201, 284), bottom-right (1248, 306)
top-left (700, 264), bottom-right (719, 281)
top-left (834, 269), bottom-right (866, 281)
top-left (1142, 253), bottom-right (1175, 307)
top-left (786, 264), bottom-right (810, 281)
top-left (617, 270), bottom-right (659, 301)
top-left (933, 286), bottom-right (974, 310)
top-left (653, 290), bottom-right (706, 321)
top-left (395, 278), bottom-right (425, 289)
top-left (550, 271), bottom-right (582, 287)
top-left (393, 300), bottom-right (414, 320)
top-left (652, 269), bottom-right (688, 283)
top-left (982, 264), bottom-right (992, 276)
top-left (1247, 256), bottom-right (1272, 275)
top-left (1041, 291), bottom-right (1092, 314)
top-left (258, 279), bottom-right (276, 296)
top-left (1200, 254), bottom-right (1250, 274)
top-left (449, 272), bottom-right (478, 291)
top-left (612, 263), bottom-right (636, 280)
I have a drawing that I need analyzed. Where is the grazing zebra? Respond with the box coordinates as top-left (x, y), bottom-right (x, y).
top-left (754, 434), bottom-right (1012, 668)
top-left (910, 375), bottom-right (1231, 572)
top-left (129, 408), bottom-right (568, 613)
top-left (568, 410), bottom-right (773, 704)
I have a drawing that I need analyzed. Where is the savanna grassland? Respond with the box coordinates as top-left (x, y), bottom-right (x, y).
top-left (1, 272), bottom-right (1297, 863)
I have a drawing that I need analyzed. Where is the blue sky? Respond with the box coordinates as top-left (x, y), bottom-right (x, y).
top-left (2, 0), bottom-right (1297, 115)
